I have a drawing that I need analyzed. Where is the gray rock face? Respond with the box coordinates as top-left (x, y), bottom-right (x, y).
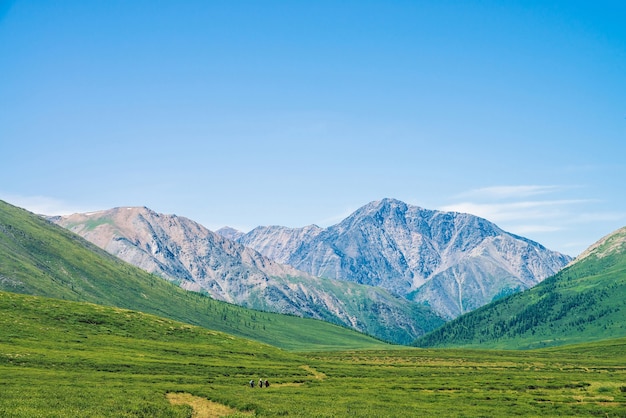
top-left (53, 206), bottom-right (444, 344)
top-left (239, 224), bottom-right (323, 264)
top-left (231, 198), bottom-right (572, 319)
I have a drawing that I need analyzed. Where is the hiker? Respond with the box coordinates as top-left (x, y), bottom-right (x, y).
top-left (264, 380), bottom-right (270, 388)
top-left (249, 379), bottom-right (255, 388)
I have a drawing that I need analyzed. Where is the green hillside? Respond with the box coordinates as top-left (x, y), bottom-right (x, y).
top-left (2, 291), bottom-right (626, 417)
top-left (415, 227), bottom-right (626, 349)
top-left (0, 200), bottom-right (387, 351)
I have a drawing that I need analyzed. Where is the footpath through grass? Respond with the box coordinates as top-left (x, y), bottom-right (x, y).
top-left (2, 291), bottom-right (626, 417)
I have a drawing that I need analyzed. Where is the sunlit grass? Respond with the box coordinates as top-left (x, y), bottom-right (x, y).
top-left (2, 291), bottom-right (625, 417)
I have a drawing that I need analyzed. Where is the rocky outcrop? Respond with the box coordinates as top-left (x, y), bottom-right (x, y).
top-left (238, 224), bottom-right (323, 264)
top-left (228, 198), bottom-right (572, 319)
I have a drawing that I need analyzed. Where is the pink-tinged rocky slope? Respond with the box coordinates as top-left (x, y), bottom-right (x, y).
top-left (52, 207), bottom-right (444, 344)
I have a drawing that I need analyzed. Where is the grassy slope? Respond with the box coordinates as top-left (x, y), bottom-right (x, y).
top-left (2, 291), bottom-right (626, 417)
top-left (266, 274), bottom-right (445, 344)
top-left (414, 229), bottom-right (626, 349)
top-left (0, 200), bottom-right (387, 351)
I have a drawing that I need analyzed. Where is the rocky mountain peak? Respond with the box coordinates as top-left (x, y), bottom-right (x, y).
top-left (235, 199), bottom-right (572, 319)
top-left (344, 198), bottom-right (412, 226)
top-left (216, 226), bottom-right (245, 242)
top-left (235, 224), bottom-right (323, 265)
top-left (54, 208), bottom-right (307, 292)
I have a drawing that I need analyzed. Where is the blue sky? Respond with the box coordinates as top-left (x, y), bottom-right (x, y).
top-left (1, 1), bottom-right (625, 257)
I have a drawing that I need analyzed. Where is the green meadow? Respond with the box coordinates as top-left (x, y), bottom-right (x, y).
top-left (2, 291), bottom-right (625, 417)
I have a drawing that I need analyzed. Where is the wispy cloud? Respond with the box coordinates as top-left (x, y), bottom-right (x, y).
top-left (441, 199), bottom-right (592, 223)
top-left (440, 184), bottom-right (626, 255)
top-left (455, 185), bottom-right (574, 200)
top-left (0, 193), bottom-right (94, 216)
top-left (569, 211), bottom-right (626, 223)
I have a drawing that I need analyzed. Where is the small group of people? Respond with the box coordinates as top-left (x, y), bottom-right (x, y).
top-left (249, 378), bottom-right (270, 388)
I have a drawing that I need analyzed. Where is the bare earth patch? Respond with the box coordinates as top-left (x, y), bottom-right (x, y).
top-left (166, 392), bottom-right (253, 417)
top-left (300, 364), bottom-right (326, 380)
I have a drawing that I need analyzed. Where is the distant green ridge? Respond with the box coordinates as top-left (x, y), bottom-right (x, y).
top-left (414, 226), bottom-right (626, 349)
top-left (0, 200), bottom-right (388, 351)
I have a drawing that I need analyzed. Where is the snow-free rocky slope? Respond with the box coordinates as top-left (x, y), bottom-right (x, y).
top-left (52, 207), bottom-right (444, 344)
top-left (230, 198), bottom-right (572, 319)
top-left (414, 226), bottom-right (626, 349)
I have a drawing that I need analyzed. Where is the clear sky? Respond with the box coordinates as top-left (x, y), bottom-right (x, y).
top-left (1, 1), bottom-right (625, 257)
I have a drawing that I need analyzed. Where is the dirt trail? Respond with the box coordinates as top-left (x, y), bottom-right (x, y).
top-left (300, 364), bottom-right (326, 380)
top-left (166, 393), bottom-right (253, 418)
top-left (270, 364), bottom-right (327, 388)
top-left (166, 365), bottom-right (326, 415)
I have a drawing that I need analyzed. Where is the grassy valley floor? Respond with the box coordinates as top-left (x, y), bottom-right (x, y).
top-left (1, 292), bottom-right (626, 417)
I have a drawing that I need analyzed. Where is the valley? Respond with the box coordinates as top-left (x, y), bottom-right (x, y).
top-left (2, 291), bottom-right (626, 417)
top-left (2, 198), bottom-right (626, 416)
top-left (3, 2), bottom-right (623, 416)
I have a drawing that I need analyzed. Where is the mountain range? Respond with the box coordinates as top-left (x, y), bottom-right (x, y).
top-left (224, 198), bottom-right (572, 318)
top-left (3, 197), bottom-right (625, 350)
top-left (0, 199), bottom-right (388, 350)
top-left (3, 196), bottom-right (626, 417)
top-left (51, 206), bottom-right (444, 344)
